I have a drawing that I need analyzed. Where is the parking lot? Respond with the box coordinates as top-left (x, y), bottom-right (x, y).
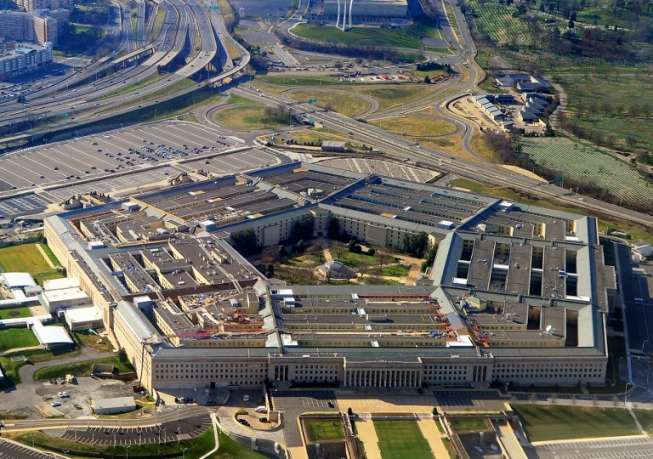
top-left (0, 193), bottom-right (51, 219)
top-left (35, 377), bottom-right (135, 418)
top-left (0, 440), bottom-right (54, 459)
top-left (177, 147), bottom-right (284, 177)
top-left (59, 414), bottom-right (211, 446)
top-left (0, 121), bottom-right (239, 195)
top-left (319, 157), bottom-right (441, 183)
top-left (536, 437), bottom-right (653, 459)
top-left (272, 390), bottom-right (338, 447)
top-left (0, 125), bottom-right (287, 219)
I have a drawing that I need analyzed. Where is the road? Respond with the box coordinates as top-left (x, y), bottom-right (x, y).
top-left (0, 348), bottom-right (116, 413)
top-left (1, 406), bottom-right (209, 432)
top-left (233, 0), bottom-right (653, 229)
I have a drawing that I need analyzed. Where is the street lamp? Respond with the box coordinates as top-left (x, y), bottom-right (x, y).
top-left (625, 381), bottom-right (633, 409)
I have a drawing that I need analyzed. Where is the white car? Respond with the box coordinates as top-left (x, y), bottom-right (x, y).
top-left (51, 401), bottom-right (62, 407)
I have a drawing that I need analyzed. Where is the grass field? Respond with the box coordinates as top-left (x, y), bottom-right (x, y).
top-left (33, 353), bottom-right (133, 380)
top-left (513, 405), bottom-right (639, 442)
top-left (374, 420), bottom-right (433, 459)
top-left (360, 85), bottom-right (441, 112)
top-left (15, 427), bottom-right (262, 459)
top-left (466, 0), bottom-right (533, 46)
top-left (257, 74), bottom-right (342, 87)
top-left (380, 264), bottom-right (410, 277)
top-left (0, 328), bottom-right (39, 352)
top-left (634, 410), bottom-right (653, 435)
top-left (551, 64), bottom-right (653, 152)
top-left (449, 416), bottom-right (491, 433)
top-left (375, 109), bottom-right (458, 139)
top-left (303, 417), bottom-right (345, 442)
top-left (332, 247), bottom-right (383, 268)
top-left (521, 137), bottom-right (653, 208)
top-left (214, 95), bottom-right (289, 130)
top-left (289, 89), bottom-right (371, 117)
top-left (0, 306), bottom-right (32, 320)
top-left (291, 23), bottom-right (443, 50)
top-left (0, 243), bottom-right (62, 285)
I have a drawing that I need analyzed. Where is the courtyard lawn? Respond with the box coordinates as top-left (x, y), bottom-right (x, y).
top-left (0, 328), bottom-right (39, 352)
top-left (332, 247), bottom-right (382, 268)
top-left (374, 420), bottom-right (433, 459)
top-left (0, 243), bottom-right (63, 286)
top-left (0, 306), bottom-right (32, 320)
top-left (304, 417), bottom-right (345, 442)
top-left (380, 264), bottom-right (411, 277)
top-left (449, 416), bottom-right (491, 433)
top-left (513, 405), bottom-right (639, 442)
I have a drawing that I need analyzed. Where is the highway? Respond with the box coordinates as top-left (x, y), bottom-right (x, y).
top-left (0, 0), bottom-right (220, 135)
top-left (242, 0), bottom-right (653, 228)
top-left (232, 82), bottom-right (653, 227)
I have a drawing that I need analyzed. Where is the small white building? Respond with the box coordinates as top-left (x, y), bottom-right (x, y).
top-left (43, 277), bottom-right (80, 291)
top-left (64, 306), bottom-right (103, 331)
top-left (0, 272), bottom-right (36, 290)
top-left (92, 396), bottom-right (136, 415)
top-left (40, 287), bottom-right (88, 312)
top-left (31, 320), bottom-right (74, 350)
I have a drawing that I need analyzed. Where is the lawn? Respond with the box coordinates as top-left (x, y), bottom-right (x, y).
top-left (0, 306), bottom-right (32, 320)
top-left (380, 264), bottom-right (410, 277)
top-left (374, 420), bottom-right (433, 459)
top-left (289, 89), bottom-right (371, 117)
top-left (512, 405), bottom-right (639, 442)
top-left (449, 416), bottom-right (491, 433)
top-left (303, 417), bottom-right (345, 442)
top-left (0, 356), bottom-right (22, 386)
top-left (74, 331), bottom-right (114, 352)
top-left (33, 353), bottom-right (133, 380)
top-left (521, 137), bottom-right (653, 209)
top-left (0, 328), bottom-right (39, 352)
top-left (359, 85), bottom-right (440, 112)
top-left (291, 23), bottom-right (443, 50)
top-left (214, 102), bottom-right (289, 131)
top-left (14, 428), bottom-right (262, 459)
top-left (375, 110), bottom-right (458, 139)
top-left (332, 247), bottom-right (381, 268)
top-left (0, 243), bottom-right (63, 286)
top-left (634, 410), bottom-right (653, 435)
top-left (466, 0), bottom-right (533, 46)
top-left (257, 74), bottom-right (342, 87)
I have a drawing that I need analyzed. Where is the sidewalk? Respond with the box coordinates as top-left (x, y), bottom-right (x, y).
top-left (356, 419), bottom-right (382, 459)
top-left (417, 418), bottom-right (451, 459)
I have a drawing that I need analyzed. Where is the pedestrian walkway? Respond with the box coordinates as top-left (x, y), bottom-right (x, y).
top-left (356, 419), bottom-right (382, 459)
top-left (417, 418), bottom-right (451, 459)
top-left (496, 423), bottom-right (527, 459)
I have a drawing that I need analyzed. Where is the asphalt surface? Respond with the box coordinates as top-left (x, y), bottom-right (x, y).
top-left (535, 437), bottom-right (653, 459)
top-left (0, 440), bottom-right (55, 459)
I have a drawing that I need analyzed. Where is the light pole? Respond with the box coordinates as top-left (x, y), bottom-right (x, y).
top-left (625, 381), bottom-right (633, 409)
